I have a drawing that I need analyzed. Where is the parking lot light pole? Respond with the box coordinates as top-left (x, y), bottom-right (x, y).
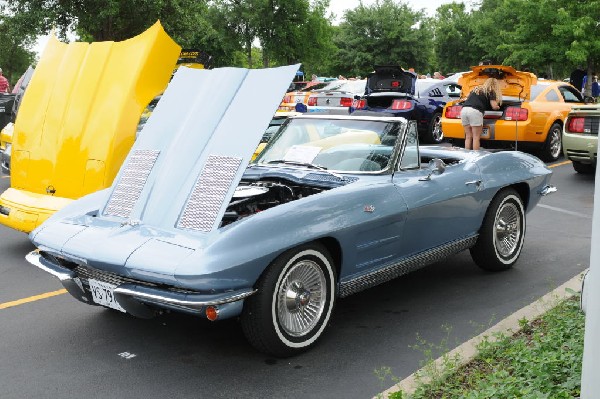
top-left (580, 164), bottom-right (600, 397)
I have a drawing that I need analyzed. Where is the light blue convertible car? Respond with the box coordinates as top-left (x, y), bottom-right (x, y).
top-left (27, 65), bottom-right (556, 357)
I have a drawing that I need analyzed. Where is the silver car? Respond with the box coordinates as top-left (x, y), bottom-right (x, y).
top-left (307, 79), bottom-right (367, 114)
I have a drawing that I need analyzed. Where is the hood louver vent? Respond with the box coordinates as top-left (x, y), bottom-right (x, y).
top-left (104, 149), bottom-right (160, 218)
top-left (177, 154), bottom-right (242, 232)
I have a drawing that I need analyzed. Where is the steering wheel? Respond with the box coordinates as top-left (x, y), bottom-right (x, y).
top-left (366, 153), bottom-right (390, 168)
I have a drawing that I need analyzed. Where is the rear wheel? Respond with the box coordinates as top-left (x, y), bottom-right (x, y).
top-left (241, 243), bottom-right (337, 357)
top-left (572, 160), bottom-right (596, 174)
top-left (470, 188), bottom-right (525, 271)
top-left (424, 112), bottom-right (443, 144)
top-left (539, 123), bottom-right (562, 162)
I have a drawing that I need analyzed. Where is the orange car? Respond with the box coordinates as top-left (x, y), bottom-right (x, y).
top-left (442, 65), bottom-right (585, 161)
top-left (277, 81), bottom-right (331, 112)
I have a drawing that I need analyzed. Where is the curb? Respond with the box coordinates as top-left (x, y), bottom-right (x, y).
top-left (375, 270), bottom-right (586, 399)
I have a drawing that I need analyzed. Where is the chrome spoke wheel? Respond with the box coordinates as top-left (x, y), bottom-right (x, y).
top-left (432, 115), bottom-right (443, 142)
top-left (471, 189), bottom-right (525, 271)
top-left (277, 260), bottom-right (326, 337)
top-left (494, 202), bottom-right (521, 257)
top-left (549, 128), bottom-right (562, 159)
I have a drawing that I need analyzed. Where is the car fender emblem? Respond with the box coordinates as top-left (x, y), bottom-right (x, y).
top-left (364, 205), bottom-right (375, 213)
top-left (120, 219), bottom-right (141, 227)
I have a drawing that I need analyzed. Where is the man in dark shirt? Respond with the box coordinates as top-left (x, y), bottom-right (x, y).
top-left (570, 68), bottom-right (586, 93)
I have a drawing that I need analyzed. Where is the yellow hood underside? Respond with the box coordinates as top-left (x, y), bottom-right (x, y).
top-left (458, 65), bottom-right (538, 100)
top-left (1, 21), bottom-right (181, 233)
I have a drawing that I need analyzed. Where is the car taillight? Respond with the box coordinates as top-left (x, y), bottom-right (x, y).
top-left (445, 105), bottom-right (462, 119)
top-left (352, 99), bottom-right (366, 109)
top-left (391, 100), bottom-right (412, 110)
top-left (282, 95), bottom-right (291, 103)
top-left (307, 96), bottom-right (317, 106)
top-left (568, 117), bottom-right (585, 133)
top-left (504, 107), bottom-right (528, 121)
top-left (340, 97), bottom-right (353, 107)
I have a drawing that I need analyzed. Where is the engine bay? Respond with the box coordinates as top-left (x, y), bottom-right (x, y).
top-left (221, 179), bottom-right (330, 227)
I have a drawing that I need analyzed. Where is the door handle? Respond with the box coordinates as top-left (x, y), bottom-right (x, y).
top-left (465, 180), bottom-right (482, 190)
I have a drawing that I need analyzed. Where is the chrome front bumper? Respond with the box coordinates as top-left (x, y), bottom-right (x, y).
top-left (26, 250), bottom-right (256, 319)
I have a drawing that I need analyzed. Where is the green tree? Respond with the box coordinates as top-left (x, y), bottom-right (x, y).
top-left (5, 0), bottom-right (210, 42)
top-left (255, 0), bottom-right (310, 67)
top-left (295, 0), bottom-right (337, 77)
top-left (0, 11), bottom-right (36, 85)
top-left (214, 0), bottom-right (260, 67)
top-left (333, 0), bottom-right (433, 77)
top-left (491, 0), bottom-right (572, 78)
top-left (554, 0), bottom-right (600, 93)
top-left (432, 2), bottom-right (478, 73)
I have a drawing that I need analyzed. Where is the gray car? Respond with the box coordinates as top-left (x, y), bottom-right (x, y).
top-left (27, 65), bottom-right (556, 357)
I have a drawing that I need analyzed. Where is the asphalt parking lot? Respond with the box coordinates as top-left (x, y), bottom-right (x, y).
top-left (0, 160), bottom-right (593, 399)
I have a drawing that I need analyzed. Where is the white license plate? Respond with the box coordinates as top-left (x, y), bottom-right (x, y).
top-left (481, 126), bottom-right (490, 138)
top-left (89, 279), bottom-right (126, 312)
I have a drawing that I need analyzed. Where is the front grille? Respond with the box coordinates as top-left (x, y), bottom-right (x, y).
top-left (74, 265), bottom-right (202, 294)
top-left (75, 265), bottom-right (157, 288)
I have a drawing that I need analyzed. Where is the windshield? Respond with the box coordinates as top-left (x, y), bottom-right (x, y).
top-left (255, 118), bottom-right (403, 172)
top-left (317, 80), bottom-right (367, 94)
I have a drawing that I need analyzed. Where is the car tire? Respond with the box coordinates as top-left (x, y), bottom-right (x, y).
top-left (572, 160), bottom-right (596, 174)
top-left (425, 112), bottom-right (443, 144)
top-left (539, 122), bottom-right (562, 162)
top-left (470, 188), bottom-right (525, 271)
top-left (241, 243), bottom-right (337, 357)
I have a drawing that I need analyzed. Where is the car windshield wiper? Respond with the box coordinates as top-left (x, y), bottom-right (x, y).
top-left (265, 160), bottom-right (347, 181)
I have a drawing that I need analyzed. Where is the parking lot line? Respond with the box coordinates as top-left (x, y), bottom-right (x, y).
top-left (549, 160), bottom-right (572, 168)
top-left (1, 175), bottom-right (8, 179)
top-left (0, 289), bottom-right (67, 310)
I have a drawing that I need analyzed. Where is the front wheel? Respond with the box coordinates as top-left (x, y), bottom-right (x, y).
top-left (539, 123), bottom-right (562, 162)
top-left (470, 188), bottom-right (525, 271)
top-left (241, 243), bottom-right (337, 357)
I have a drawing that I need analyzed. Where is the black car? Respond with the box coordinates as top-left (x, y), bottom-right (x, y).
top-left (351, 66), bottom-right (461, 144)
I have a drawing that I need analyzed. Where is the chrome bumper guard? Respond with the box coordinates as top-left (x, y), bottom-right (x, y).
top-left (26, 250), bottom-right (256, 319)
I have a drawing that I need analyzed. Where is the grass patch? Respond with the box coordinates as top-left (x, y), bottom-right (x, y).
top-left (390, 296), bottom-right (585, 399)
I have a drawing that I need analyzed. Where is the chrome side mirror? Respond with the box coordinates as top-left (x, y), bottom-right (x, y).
top-left (419, 158), bottom-right (446, 181)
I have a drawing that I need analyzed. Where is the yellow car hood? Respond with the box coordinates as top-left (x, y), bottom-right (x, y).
top-left (10, 21), bottom-right (180, 199)
top-left (458, 65), bottom-right (537, 100)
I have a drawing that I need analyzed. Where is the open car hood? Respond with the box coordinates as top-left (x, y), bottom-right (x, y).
top-left (98, 64), bottom-right (299, 233)
top-left (458, 65), bottom-right (537, 100)
top-left (11, 21), bottom-right (181, 198)
top-left (365, 66), bottom-right (416, 95)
